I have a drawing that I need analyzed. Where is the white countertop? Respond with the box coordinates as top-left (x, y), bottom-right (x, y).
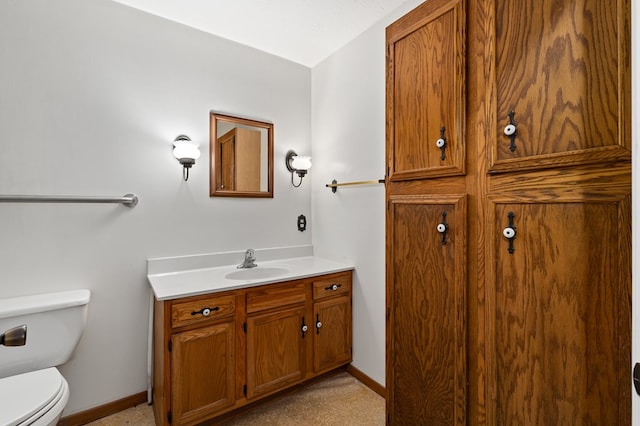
top-left (148, 256), bottom-right (354, 301)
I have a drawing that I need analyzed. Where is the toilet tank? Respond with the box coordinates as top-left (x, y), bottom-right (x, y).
top-left (0, 289), bottom-right (90, 379)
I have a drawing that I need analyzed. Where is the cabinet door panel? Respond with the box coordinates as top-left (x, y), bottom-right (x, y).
top-left (386, 194), bottom-right (466, 425)
top-left (171, 322), bottom-right (235, 424)
top-left (386, 0), bottom-right (465, 180)
top-left (313, 295), bottom-right (352, 373)
top-left (491, 0), bottom-right (630, 171)
top-left (246, 306), bottom-right (306, 399)
top-left (490, 199), bottom-right (630, 425)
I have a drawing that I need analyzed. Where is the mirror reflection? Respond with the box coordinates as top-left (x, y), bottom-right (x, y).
top-left (210, 112), bottom-right (273, 198)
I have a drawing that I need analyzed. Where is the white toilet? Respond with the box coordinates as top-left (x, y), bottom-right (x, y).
top-left (0, 289), bottom-right (90, 426)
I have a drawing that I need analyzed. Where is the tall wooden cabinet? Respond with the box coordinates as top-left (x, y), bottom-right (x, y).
top-left (386, 0), bottom-right (631, 424)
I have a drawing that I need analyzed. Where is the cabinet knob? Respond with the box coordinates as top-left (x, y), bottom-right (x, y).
top-left (436, 127), bottom-right (447, 160)
top-left (502, 227), bottom-right (516, 239)
top-left (301, 317), bottom-right (308, 338)
top-left (324, 283), bottom-right (342, 291)
top-left (191, 306), bottom-right (220, 317)
top-left (504, 124), bottom-right (517, 137)
top-left (504, 110), bottom-right (518, 152)
top-left (316, 313), bottom-right (322, 335)
top-left (503, 211), bottom-right (517, 254)
top-left (438, 211), bottom-right (448, 245)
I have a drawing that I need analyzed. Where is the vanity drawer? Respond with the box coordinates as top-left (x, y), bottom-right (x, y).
top-left (312, 273), bottom-right (352, 300)
top-left (247, 281), bottom-right (306, 313)
top-left (171, 294), bottom-right (235, 328)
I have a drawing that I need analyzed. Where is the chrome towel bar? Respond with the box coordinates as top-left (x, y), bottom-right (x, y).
top-left (0, 193), bottom-right (139, 207)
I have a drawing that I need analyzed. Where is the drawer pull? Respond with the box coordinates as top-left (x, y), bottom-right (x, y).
top-left (191, 306), bottom-right (220, 317)
top-left (325, 284), bottom-right (342, 291)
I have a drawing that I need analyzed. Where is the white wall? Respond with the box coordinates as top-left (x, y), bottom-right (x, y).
top-left (0, 0), bottom-right (312, 415)
top-left (311, 0), bottom-right (424, 386)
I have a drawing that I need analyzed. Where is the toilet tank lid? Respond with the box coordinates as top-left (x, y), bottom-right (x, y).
top-left (0, 289), bottom-right (90, 319)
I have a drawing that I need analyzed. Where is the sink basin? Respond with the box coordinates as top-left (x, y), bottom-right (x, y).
top-left (225, 267), bottom-right (289, 281)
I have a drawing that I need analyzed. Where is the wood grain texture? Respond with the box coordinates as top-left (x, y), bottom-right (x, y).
top-left (491, 0), bottom-right (630, 171)
top-left (387, 0), bottom-right (465, 181)
top-left (171, 294), bottom-right (235, 328)
top-left (246, 306), bottom-right (306, 399)
top-left (313, 294), bottom-right (352, 373)
top-left (491, 200), bottom-right (630, 425)
top-left (386, 194), bottom-right (466, 425)
top-left (171, 322), bottom-right (235, 424)
top-left (312, 272), bottom-right (352, 300)
top-left (246, 281), bottom-right (306, 313)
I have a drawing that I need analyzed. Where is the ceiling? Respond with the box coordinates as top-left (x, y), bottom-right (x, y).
top-left (110, 0), bottom-right (410, 67)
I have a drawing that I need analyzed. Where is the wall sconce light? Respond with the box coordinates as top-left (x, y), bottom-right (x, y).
top-left (172, 135), bottom-right (200, 181)
top-left (285, 150), bottom-right (312, 187)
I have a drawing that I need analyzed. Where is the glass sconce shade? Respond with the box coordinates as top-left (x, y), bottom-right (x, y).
top-left (286, 150), bottom-right (311, 187)
top-left (291, 155), bottom-right (312, 172)
top-left (173, 135), bottom-right (200, 181)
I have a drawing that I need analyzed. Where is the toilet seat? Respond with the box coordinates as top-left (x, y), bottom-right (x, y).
top-left (0, 367), bottom-right (68, 426)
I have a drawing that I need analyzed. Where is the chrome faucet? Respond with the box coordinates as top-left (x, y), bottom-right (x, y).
top-left (237, 248), bottom-right (257, 269)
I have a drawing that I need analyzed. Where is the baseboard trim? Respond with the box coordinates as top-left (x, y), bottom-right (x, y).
top-left (346, 364), bottom-right (386, 398)
top-left (58, 391), bottom-right (147, 426)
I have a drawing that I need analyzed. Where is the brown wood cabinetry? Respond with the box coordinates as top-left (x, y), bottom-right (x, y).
top-left (246, 282), bottom-right (307, 399)
top-left (217, 127), bottom-right (261, 191)
top-left (312, 273), bottom-right (352, 374)
top-left (386, 0), bottom-right (630, 425)
top-left (153, 270), bottom-right (352, 425)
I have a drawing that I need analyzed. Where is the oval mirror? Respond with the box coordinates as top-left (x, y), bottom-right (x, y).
top-left (210, 112), bottom-right (274, 198)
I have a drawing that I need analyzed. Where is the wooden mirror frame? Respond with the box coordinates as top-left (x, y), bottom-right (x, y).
top-left (210, 112), bottom-right (274, 198)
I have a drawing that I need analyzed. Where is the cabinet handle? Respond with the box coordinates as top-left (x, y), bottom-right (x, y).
top-left (191, 306), bottom-right (220, 317)
top-left (436, 126), bottom-right (447, 160)
top-left (301, 317), bottom-right (308, 338)
top-left (437, 211), bottom-right (448, 245)
top-left (504, 110), bottom-right (518, 152)
top-left (316, 314), bottom-right (322, 335)
top-left (324, 283), bottom-right (342, 291)
top-left (503, 211), bottom-right (517, 254)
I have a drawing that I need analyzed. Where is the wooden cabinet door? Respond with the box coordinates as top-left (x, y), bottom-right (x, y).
top-left (488, 198), bottom-right (631, 425)
top-left (246, 305), bottom-right (306, 399)
top-left (218, 131), bottom-right (235, 190)
top-left (171, 321), bottom-right (235, 425)
top-left (490, 0), bottom-right (631, 172)
top-left (233, 127), bottom-right (261, 192)
top-left (313, 294), bottom-right (352, 373)
top-left (386, 0), bottom-right (465, 181)
top-left (386, 194), bottom-right (466, 425)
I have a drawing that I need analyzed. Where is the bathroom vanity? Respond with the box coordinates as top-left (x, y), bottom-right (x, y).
top-left (148, 251), bottom-right (353, 426)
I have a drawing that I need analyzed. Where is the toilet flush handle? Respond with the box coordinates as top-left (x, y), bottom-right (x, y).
top-left (0, 325), bottom-right (27, 346)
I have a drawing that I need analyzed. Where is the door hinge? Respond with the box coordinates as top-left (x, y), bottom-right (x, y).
top-left (167, 410), bottom-right (172, 424)
top-left (243, 384), bottom-right (247, 396)
top-left (168, 340), bottom-right (172, 352)
top-left (243, 322), bottom-right (247, 333)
